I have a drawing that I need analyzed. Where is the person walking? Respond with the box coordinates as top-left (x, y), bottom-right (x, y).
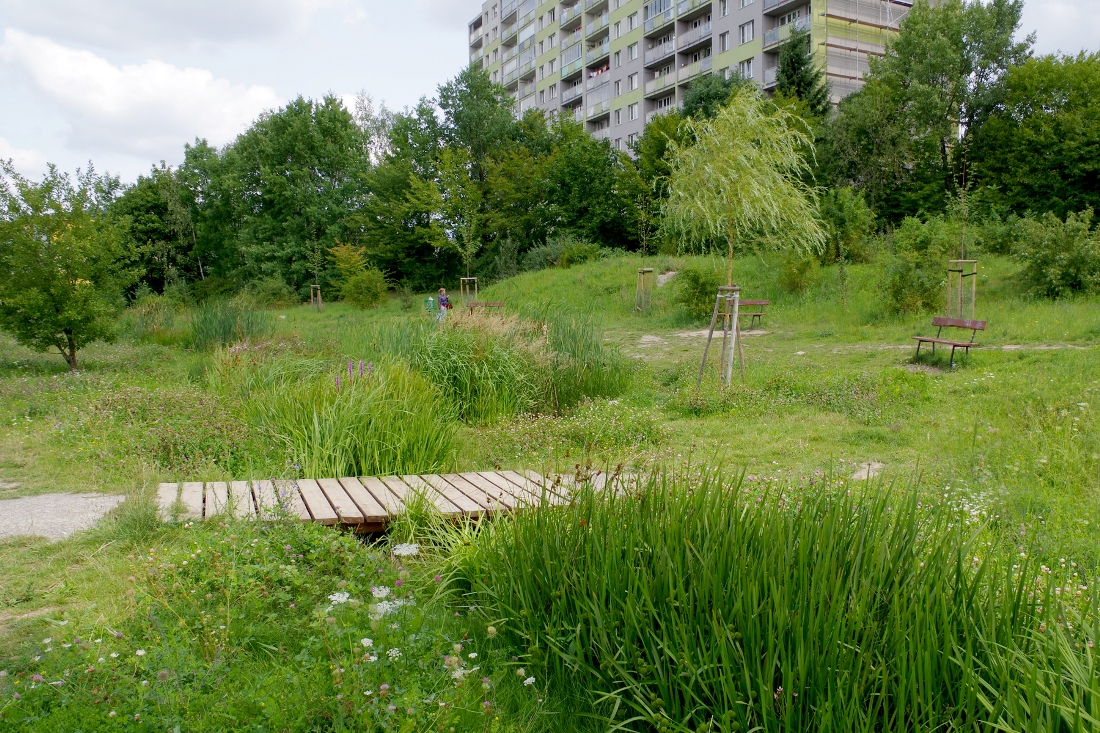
top-left (436, 288), bottom-right (451, 323)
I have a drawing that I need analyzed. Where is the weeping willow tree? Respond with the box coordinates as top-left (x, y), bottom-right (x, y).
top-left (662, 86), bottom-right (826, 285)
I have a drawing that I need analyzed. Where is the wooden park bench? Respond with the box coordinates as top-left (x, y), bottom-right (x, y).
top-left (466, 301), bottom-right (505, 314)
top-left (736, 300), bottom-right (770, 329)
top-left (913, 316), bottom-right (986, 366)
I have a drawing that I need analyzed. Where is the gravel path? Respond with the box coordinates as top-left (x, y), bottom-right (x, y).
top-left (0, 493), bottom-right (126, 542)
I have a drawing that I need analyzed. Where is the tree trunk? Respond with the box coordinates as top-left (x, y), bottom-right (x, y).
top-left (62, 333), bottom-right (78, 370)
top-left (727, 227), bottom-right (735, 287)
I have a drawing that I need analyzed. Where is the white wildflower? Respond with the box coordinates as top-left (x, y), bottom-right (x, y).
top-left (360, 638), bottom-right (373, 648)
top-left (328, 592), bottom-right (350, 605)
top-left (523, 676), bottom-right (536, 686)
top-left (371, 586), bottom-right (391, 599)
top-left (468, 652), bottom-right (477, 659)
top-left (135, 650), bottom-right (146, 657)
top-left (366, 655), bottom-right (378, 662)
top-left (392, 543), bottom-right (420, 557)
top-left (387, 648), bottom-right (402, 660)
top-left (110, 653), bottom-right (119, 659)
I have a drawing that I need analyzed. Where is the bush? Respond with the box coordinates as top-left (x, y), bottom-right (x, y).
top-left (1015, 209), bottom-right (1100, 298)
top-left (340, 268), bottom-right (388, 309)
top-left (245, 275), bottom-right (298, 307)
top-left (521, 234), bottom-right (600, 271)
top-left (123, 292), bottom-right (181, 345)
top-left (882, 216), bottom-right (956, 314)
top-left (187, 298), bottom-right (273, 350)
top-left (778, 253), bottom-right (822, 293)
top-left (675, 265), bottom-right (724, 320)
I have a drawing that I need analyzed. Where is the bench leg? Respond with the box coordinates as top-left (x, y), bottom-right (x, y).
top-left (950, 345), bottom-right (957, 368)
top-left (915, 341), bottom-right (922, 359)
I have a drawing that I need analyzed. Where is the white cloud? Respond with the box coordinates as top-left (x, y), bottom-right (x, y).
top-left (0, 29), bottom-right (280, 157)
top-left (0, 0), bottom-right (368, 51)
top-left (0, 136), bottom-right (48, 176)
top-left (1020, 0), bottom-right (1100, 55)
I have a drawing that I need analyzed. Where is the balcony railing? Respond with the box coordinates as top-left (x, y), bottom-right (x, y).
top-left (586, 41), bottom-right (611, 64)
top-left (502, 0), bottom-right (518, 19)
top-left (560, 4), bottom-right (581, 26)
top-left (560, 58), bottom-right (584, 77)
top-left (585, 0), bottom-right (609, 8)
top-left (763, 15), bottom-right (810, 48)
top-left (519, 93), bottom-right (539, 113)
top-left (593, 128), bottom-right (611, 140)
top-left (562, 84), bottom-right (584, 103)
top-left (502, 23), bottom-right (518, 44)
top-left (644, 39), bottom-right (677, 64)
top-left (585, 14), bottom-right (610, 37)
top-left (586, 74), bottom-right (611, 89)
top-left (469, 28), bottom-right (483, 45)
top-left (763, 0), bottom-right (799, 12)
top-left (678, 55), bottom-right (713, 81)
top-left (763, 66), bottom-right (778, 87)
top-left (644, 7), bottom-right (675, 33)
top-left (644, 71), bottom-right (678, 95)
top-left (574, 106), bottom-right (584, 122)
top-left (561, 30), bottom-right (583, 50)
top-left (678, 21), bottom-right (712, 48)
top-left (676, 0), bottom-right (710, 15)
top-left (586, 99), bottom-right (611, 118)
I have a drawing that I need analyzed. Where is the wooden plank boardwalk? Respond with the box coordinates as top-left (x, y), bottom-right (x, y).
top-left (157, 471), bottom-right (570, 532)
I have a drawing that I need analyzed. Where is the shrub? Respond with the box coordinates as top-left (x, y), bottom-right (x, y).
top-left (521, 234), bottom-right (600, 271)
top-left (340, 268), bottom-right (388, 309)
top-left (1015, 209), bottom-right (1100, 298)
top-left (882, 216), bottom-right (956, 314)
top-left (123, 292), bottom-right (182, 345)
top-left (459, 470), bottom-right (1100, 731)
top-left (778, 253), bottom-right (822, 293)
top-left (674, 265), bottom-right (724, 320)
top-left (187, 298), bottom-right (273, 350)
top-left (245, 275), bottom-right (298, 307)
top-left (557, 238), bottom-right (601, 268)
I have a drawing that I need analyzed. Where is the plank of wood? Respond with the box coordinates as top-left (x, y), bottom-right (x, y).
top-left (337, 477), bottom-right (389, 523)
top-left (478, 472), bottom-right (541, 507)
top-left (296, 478), bottom-right (339, 525)
top-left (178, 481), bottom-right (204, 520)
top-left (204, 482), bottom-right (229, 517)
top-left (251, 480), bottom-right (280, 520)
top-left (459, 472), bottom-right (520, 511)
top-left (420, 474), bottom-right (485, 517)
top-left (359, 476), bottom-right (405, 518)
top-left (273, 480), bottom-right (311, 521)
top-left (509, 470), bottom-right (570, 504)
top-left (386, 476), bottom-right (460, 516)
top-left (317, 478), bottom-right (364, 524)
top-left (441, 473), bottom-right (505, 513)
top-left (228, 481), bottom-right (253, 519)
top-left (156, 483), bottom-right (179, 521)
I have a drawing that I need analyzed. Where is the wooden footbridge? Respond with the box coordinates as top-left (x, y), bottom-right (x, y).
top-left (157, 471), bottom-right (577, 532)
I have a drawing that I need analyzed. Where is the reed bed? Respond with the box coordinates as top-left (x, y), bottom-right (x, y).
top-left (457, 468), bottom-right (1099, 732)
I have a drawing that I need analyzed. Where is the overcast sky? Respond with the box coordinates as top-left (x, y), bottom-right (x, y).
top-left (0, 0), bottom-right (1097, 184)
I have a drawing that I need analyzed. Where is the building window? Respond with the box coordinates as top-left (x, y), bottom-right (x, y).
top-left (550, 83), bottom-right (558, 99)
top-left (615, 109), bottom-right (622, 125)
top-left (779, 9), bottom-right (800, 25)
top-left (550, 34), bottom-right (556, 48)
top-left (549, 8), bottom-right (555, 21)
top-left (719, 31), bottom-right (729, 52)
top-left (627, 42), bottom-right (638, 60)
top-left (739, 57), bottom-right (754, 79)
top-left (492, 4), bottom-right (497, 18)
top-left (720, 0), bottom-right (729, 14)
top-left (740, 20), bottom-right (754, 44)
top-left (628, 102), bottom-right (638, 120)
top-left (614, 137), bottom-right (622, 150)
top-left (627, 12), bottom-right (638, 30)
top-left (627, 72), bottom-right (638, 90)
top-left (539, 65), bottom-right (544, 79)
top-left (549, 58), bottom-right (556, 72)
top-left (614, 21), bottom-right (621, 38)
top-left (614, 50), bottom-right (621, 67)
top-left (539, 40), bottom-right (544, 55)
top-left (741, 0), bottom-right (755, 6)
top-left (538, 15), bottom-right (544, 30)
top-left (540, 90), bottom-right (545, 103)
top-left (628, 132), bottom-right (638, 146)
top-left (615, 79), bottom-right (622, 95)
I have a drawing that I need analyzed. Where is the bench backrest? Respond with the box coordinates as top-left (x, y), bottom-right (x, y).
top-left (932, 316), bottom-right (986, 331)
top-left (740, 300), bottom-right (770, 307)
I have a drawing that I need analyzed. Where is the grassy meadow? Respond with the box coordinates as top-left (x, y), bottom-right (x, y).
top-left (1, 252), bottom-right (1099, 731)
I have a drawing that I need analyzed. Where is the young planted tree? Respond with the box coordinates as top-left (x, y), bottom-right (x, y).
top-left (435, 147), bottom-right (484, 277)
top-left (662, 86), bottom-right (826, 286)
top-left (0, 163), bottom-right (138, 369)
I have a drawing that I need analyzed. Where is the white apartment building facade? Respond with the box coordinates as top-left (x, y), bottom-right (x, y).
top-left (468, 0), bottom-right (911, 149)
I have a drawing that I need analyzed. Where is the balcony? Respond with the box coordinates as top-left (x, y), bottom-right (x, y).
top-left (560, 4), bottom-right (582, 27)
top-left (593, 128), bottom-right (611, 140)
top-left (763, 15), bottom-right (810, 48)
top-left (644, 71), bottom-right (678, 96)
top-left (587, 99), bottom-right (611, 119)
top-left (501, 0), bottom-right (518, 21)
top-left (644, 7), bottom-right (676, 34)
top-left (562, 84), bottom-right (584, 103)
top-left (676, 0), bottom-right (711, 17)
top-left (678, 21), bottom-right (712, 49)
top-left (560, 57), bottom-right (584, 78)
top-left (585, 13), bottom-right (610, 37)
top-left (763, 65), bottom-right (778, 87)
top-left (644, 38), bottom-right (677, 65)
top-left (502, 23), bottom-right (518, 45)
top-left (645, 107), bottom-right (676, 124)
top-left (469, 28), bottom-right (483, 47)
top-left (470, 48), bottom-right (484, 63)
top-left (678, 55), bottom-right (713, 81)
top-left (762, 0), bottom-right (801, 14)
top-left (574, 106), bottom-right (584, 122)
top-left (519, 93), bottom-right (539, 113)
top-left (586, 40), bottom-right (611, 64)
top-left (586, 74), bottom-right (611, 90)
top-left (585, 0), bottom-right (610, 10)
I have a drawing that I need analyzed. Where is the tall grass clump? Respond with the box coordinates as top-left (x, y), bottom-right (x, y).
top-left (458, 468), bottom-right (1099, 732)
top-left (187, 298), bottom-right (272, 350)
top-left (537, 309), bottom-right (633, 409)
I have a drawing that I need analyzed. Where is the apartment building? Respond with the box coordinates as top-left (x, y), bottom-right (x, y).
top-left (468, 0), bottom-right (911, 149)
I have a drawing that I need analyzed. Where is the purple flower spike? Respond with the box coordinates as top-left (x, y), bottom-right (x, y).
top-left (348, 362), bottom-right (353, 377)
top-left (368, 361), bottom-right (373, 376)
top-left (359, 359), bottom-right (364, 377)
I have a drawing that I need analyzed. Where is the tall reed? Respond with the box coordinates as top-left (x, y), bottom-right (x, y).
top-left (187, 298), bottom-right (272, 350)
top-left (458, 468), bottom-right (1099, 732)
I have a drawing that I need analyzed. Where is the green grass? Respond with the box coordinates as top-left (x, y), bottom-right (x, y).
top-left (457, 469), bottom-right (1099, 731)
top-left (0, 250), bottom-right (1098, 731)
